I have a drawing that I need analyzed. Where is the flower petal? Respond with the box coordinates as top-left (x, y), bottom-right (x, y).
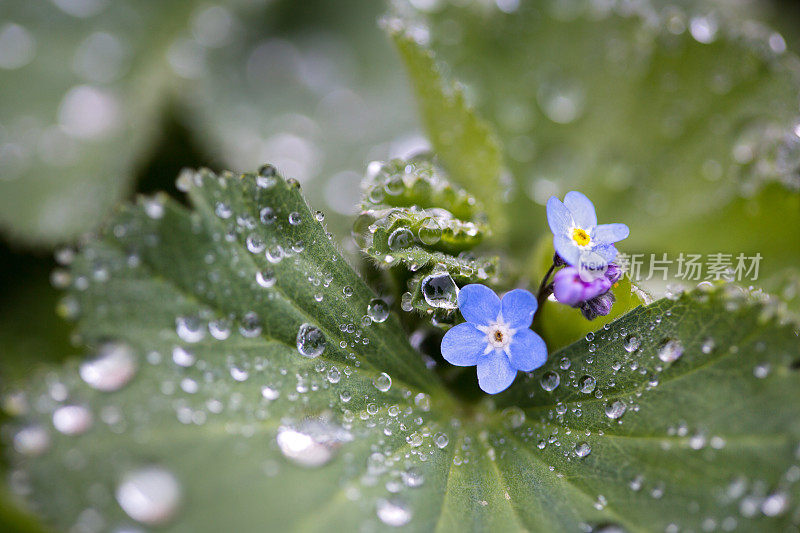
top-left (457, 284), bottom-right (501, 326)
top-left (564, 191), bottom-right (597, 228)
top-left (500, 289), bottom-right (538, 329)
top-left (592, 244), bottom-right (618, 264)
top-left (553, 266), bottom-right (610, 306)
top-left (554, 234), bottom-right (580, 266)
top-left (507, 329), bottom-right (547, 372)
top-left (592, 223), bottom-right (629, 244)
top-left (441, 323), bottom-right (486, 367)
top-left (476, 350), bottom-right (517, 394)
top-left (546, 197), bottom-right (572, 235)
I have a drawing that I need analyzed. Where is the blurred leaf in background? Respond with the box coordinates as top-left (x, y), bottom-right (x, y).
top-left (389, 0), bottom-right (800, 291)
top-left (0, 0), bottom-right (420, 245)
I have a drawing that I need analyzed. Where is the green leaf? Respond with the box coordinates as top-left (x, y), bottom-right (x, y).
top-left (0, 0), bottom-right (197, 244)
top-left (389, 27), bottom-right (508, 234)
top-left (0, 0), bottom-right (416, 244)
top-left (390, 1), bottom-right (800, 280)
top-left (355, 156), bottom-right (499, 320)
top-left (5, 172), bottom-right (800, 531)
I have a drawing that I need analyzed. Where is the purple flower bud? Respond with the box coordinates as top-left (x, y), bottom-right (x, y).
top-left (604, 263), bottom-right (622, 284)
top-left (553, 266), bottom-right (611, 307)
top-left (580, 291), bottom-right (616, 320)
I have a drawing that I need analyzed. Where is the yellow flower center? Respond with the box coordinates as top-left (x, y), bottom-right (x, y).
top-left (572, 227), bottom-right (591, 247)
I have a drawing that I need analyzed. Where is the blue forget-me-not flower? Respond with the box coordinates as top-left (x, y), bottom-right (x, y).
top-left (546, 191), bottom-right (629, 277)
top-left (441, 284), bottom-right (547, 394)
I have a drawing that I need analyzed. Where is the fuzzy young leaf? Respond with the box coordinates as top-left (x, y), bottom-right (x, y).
top-left (355, 157), bottom-right (500, 321)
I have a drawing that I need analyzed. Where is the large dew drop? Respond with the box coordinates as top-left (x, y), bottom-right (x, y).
top-left (116, 467), bottom-right (182, 526)
top-left (52, 405), bottom-right (92, 435)
top-left (79, 341), bottom-right (138, 392)
top-left (296, 323), bottom-right (326, 358)
top-left (376, 498), bottom-right (412, 527)
top-left (657, 338), bottom-right (684, 363)
top-left (367, 298), bottom-right (390, 323)
top-left (13, 425), bottom-right (50, 456)
top-left (276, 421), bottom-right (352, 467)
top-left (388, 227), bottom-right (414, 250)
top-left (420, 273), bottom-right (458, 310)
top-left (605, 400), bottom-right (627, 420)
top-left (540, 371), bottom-right (560, 391)
top-left (373, 372), bottom-right (392, 392)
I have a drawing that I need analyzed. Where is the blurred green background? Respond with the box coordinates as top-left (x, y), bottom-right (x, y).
top-left (2, 0), bottom-right (800, 530)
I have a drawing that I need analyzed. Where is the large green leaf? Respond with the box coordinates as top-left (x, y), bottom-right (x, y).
top-left (390, 0), bottom-right (800, 282)
top-left (4, 170), bottom-right (800, 531)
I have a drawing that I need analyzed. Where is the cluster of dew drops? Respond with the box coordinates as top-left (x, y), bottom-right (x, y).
top-left (5, 165), bottom-right (467, 530)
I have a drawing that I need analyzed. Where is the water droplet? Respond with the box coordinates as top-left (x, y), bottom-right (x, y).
top-left (376, 498), bottom-right (412, 527)
top-left (407, 432), bottom-right (424, 447)
top-left (288, 212), bottom-right (302, 226)
top-left (52, 405), bottom-right (92, 435)
top-left (402, 468), bottom-right (424, 488)
top-left (689, 16), bottom-right (718, 44)
top-left (296, 323), bottom-right (326, 358)
top-left (605, 400), bottom-right (627, 419)
top-left (762, 492), bottom-right (789, 516)
top-left (657, 339), bottom-right (684, 363)
top-left (421, 273), bottom-right (458, 309)
top-left (540, 371), bottom-right (560, 391)
top-left (172, 346), bottom-right (196, 367)
top-left (575, 442), bottom-right (591, 458)
top-left (208, 318), bottom-right (231, 340)
top-left (276, 421), bottom-right (351, 467)
top-left (701, 337), bottom-right (716, 354)
top-left (367, 298), bottom-right (390, 323)
top-left (388, 227), bottom-right (414, 250)
top-left (579, 375), bottom-right (597, 394)
top-left (116, 467), bottom-right (182, 526)
top-left (418, 217), bottom-right (442, 245)
top-left (373, 372), bottom-right (392, 392)
top-left (239, 311), bottom-right (262, 338)
top-left (502, 406), bottom-right (526, 428)
top-left (256, 269), bottom-right (276, 288)
top-left (434, 432), bottom-right (449, 448)
top-left (13, 425), bottom-right (50, 456)
top-left (537, 78), bottom-right (586, 124)
top-left (624, 336), bottom-right (641, 353)
top-left (215, 202), bottom-right (232, 219)
top-left (0, 23), bottom-right (36, 70)
top-left (261, 386), bottom-right (279, 400)
top-left (260, 207), bottom-right (276, 224)
top-left (143, 198), bottom-right (165, 219)
top-left (79, 341), bottom-right (138, 392)
top-left (246, 234), bottom-right (265, 254)
top-left (176, 316), bottom-right (205, 343)
top-left (327, 366), bottom-right (341, 384)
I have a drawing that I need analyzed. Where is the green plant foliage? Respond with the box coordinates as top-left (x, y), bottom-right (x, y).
top-left (4, 170), bottom-right (800, 531)
top-left (355, 156), bottom-right (499, 319)
top-left (389, 1), bottom-right (800, 282)
top-left (0, 0), bottom-right (415, 244)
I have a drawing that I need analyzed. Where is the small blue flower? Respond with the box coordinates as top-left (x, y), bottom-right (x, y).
top-left (441, 284), bottom-right (547, 394)
top-left (546, 191), bottom-right (629, 273)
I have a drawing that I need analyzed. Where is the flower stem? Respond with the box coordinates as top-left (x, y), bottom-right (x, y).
top-left (536, 259), bottom-right (557, 308)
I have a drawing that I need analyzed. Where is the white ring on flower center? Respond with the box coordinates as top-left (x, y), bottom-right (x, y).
top-left (476, 318), bottom-right (515, 355)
